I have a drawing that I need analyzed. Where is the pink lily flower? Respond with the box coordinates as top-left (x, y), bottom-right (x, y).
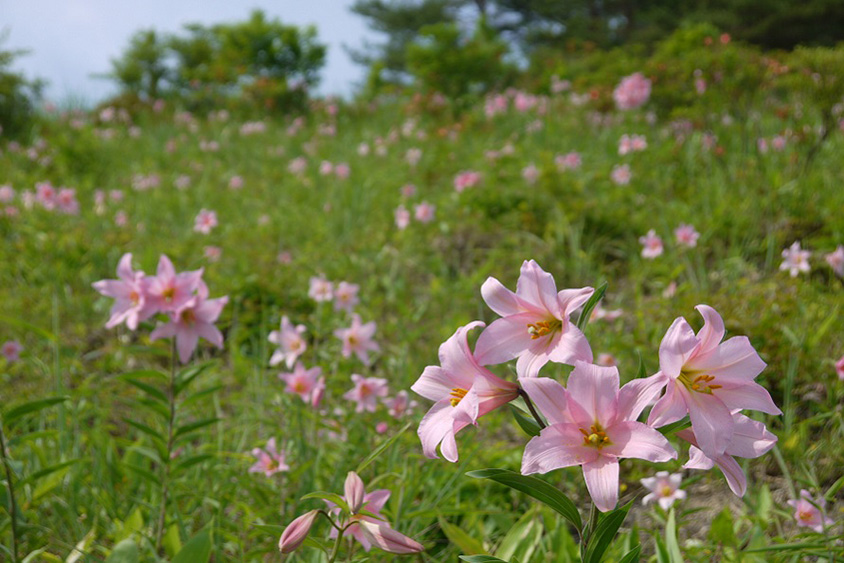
top-left (674, 224), bottom-right (700, 248)
top-left (308, 274), bottom-right (333, 302)
top-left (344, 374), bottom-right (389, 413)
top-left (334, 281), bottom-right (360, 313)
top-left (279, 362), bottom-right (324, 405)
top-left (394, 205), bottom-right (410, 230)
top-left (92, 253), bottom-right (156, 330)
top-left (335, 314), bottom-right (380, 364)
top-left (268, 315), bottom-right (307, 368)
top-left (648, 305), bottom-right (781, 458)
top-left (474, 260), bottom-right (594, 377)
top-left (639, 230), bottom-right (663, 258)
top-left (641, 471), bottom-right (686, 510)
top-left (193, 209), bottom-right (218, 234)
top-left (325, 472), bottom-right (424, 554)
top-left (248, 438), bottom-right (289, 477)
top-left (787, 490), bottom-right (833, 533)
top-left (145, 255), bottom-right (204, 313)
top-left (150, 283), bottom-right (228, 364)
top-left (679, 412), bottom-right (777, 496)
top-left (836, 355), bottom-right (844, 380)
top-left (520, 361), bottom-right (675, 512)
top-left (412, 321), bottom-right (519, 462)
top-left (780, 241), bottom-right (811, 277)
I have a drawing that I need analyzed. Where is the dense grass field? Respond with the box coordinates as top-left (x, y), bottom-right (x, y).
top-left (1, 71), bottom-right (843, 561)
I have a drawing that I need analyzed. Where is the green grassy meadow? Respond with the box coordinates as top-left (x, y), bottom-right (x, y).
top-left (1, 80), bottom-right (843, 561)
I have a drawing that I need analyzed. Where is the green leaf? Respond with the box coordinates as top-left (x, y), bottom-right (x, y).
top-left (495, 508), bottom-right (541, 562)
top-left (355, 422), bottom-right (411, 474)
top-left (509, 404), bottom-right (541, 437)
top-left (172, 454), bottom-right (214, 476)
top-left (122, 463), bottom-right (161, 486)
top-left (459, 557), bottom-right (508, 562)
top-left (664, 508), bottom-right (683, 563)
top-left (172, 527), bottom-right (212, 563)
top-left (655, 418), bottom-right (690, 437)
top-left (115, 508), bottom-right (144, 543)
top-left (708, 507), bottom-right (737, 547)
top-left (123, 418), bottom-right (165, 443)
top-left (20, 459), bottom-right (81, 486)
top-left (466, 468), bottom-right (581, 531)
top-left (174, 418), bottom-right (220, 440)
top-left (32, 463), bottom-right (73, 500)
top-left (583, 500), bottom-right (633, 563)
top-left (122, 378), bottom-right (168, 404)
top-left (654, 534), bottom-right (670, 563)
top-left (619, 544), bottom-right (641, 563)
top-left (163, 524), bottom-right (182, 558)
top-left (3, 396), bottom-right (69, 424)
top-left (576, 281), bottom-right (608, 331)
top-left (438, 516), bottom-right (486, 555)
top-left (175, 361), bottom-right (215, 395)
top-left (635, 352), bottom-right (647, 380)
top-left (104, 539), bottom-right (139, 563)
top-left (825, 474), bottom-right (844, 500)
top-left (300, 491), bottom-right (350, 515)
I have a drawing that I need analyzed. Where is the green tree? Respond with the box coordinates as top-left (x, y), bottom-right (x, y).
top-left (0, 36), bottom-right (42, 140)
top-left (108, 29), bottom-right (169, 100)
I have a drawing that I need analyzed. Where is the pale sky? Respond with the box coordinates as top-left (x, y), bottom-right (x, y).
top-left (1, 0), bottom-right (376, 105)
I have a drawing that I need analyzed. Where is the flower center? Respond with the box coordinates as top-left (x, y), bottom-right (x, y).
top-left (678, 371), bottom-right (722, 394)
top-left (162, 286), bottom-right (175, 302)
top-left (660, 485), bottom-right (674, 497)
top-left (449, 387), bottom-right (468, 407)
top-left (580, 424), bottom-right (611, 448)
top-left (293, 380), bottom-right (307, 393)
top-left (130, 290), bottom-right (140, 305)
top-left (527, 319), bottom-right (562, 339)
top-left (798, 510), bottom-right (813, 522)
top-left (180, 308), bottom-right (196, 324)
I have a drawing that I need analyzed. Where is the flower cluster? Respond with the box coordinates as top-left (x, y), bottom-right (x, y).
top-left (781, 241), bottom-right (844, 278)
top-left (613, 72), bottom-right (652, 110)
top-left (93, 253), bottom-right (228, 363)
top-left (411, 259), bottom-right (781, 511)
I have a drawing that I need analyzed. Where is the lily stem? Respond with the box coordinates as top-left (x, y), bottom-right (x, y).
top-left (155, 339), bottom-right (178, 554)
top-left (518, 388), bottom-right (547, 429)
top-left (327, 525), bottom-right (345, 563)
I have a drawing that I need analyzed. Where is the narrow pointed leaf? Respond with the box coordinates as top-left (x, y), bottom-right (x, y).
top-left (438, 516), bottom-right (486, 555)
top-left (509, 404), bottom-right (541, 437)
top-left (584, 500), bottom-right (633, 563)
top-left (4, 396), bottom-right (69, 424)
top-left (356, 422), bottom-right (411, 474)
top-left (466, 468), bottom-right (581, 531)
top-left (576, 281), bottom-right (608, 331)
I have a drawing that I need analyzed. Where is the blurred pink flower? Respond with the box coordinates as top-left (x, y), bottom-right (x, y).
top-left (114, 211), bottom-right (128, 227)
top-left (597, 353), bottom-right (617, 367)
top-left (394, 205), bottom-right (410, 230)
top-left (474, 259), bottom-right (594, 377)
top-left (228, 176), bottom-right (244, 190)
top-left (2, 340), bottom-right (23, 362)
top-left (824, 245), bottom-right (843, 277)
top-left (288, 157), bottom-right (307, 175)
top-left (787, 490), bottom-right (833, 532)
top-left (780, 241), bottom-right (811, 277)
top-left (835, 355), bottom-right (844, 380)
top-left (36, 182), bottom-right (57, 209)
top-left (319, 160), bottom-right (334, 175)
top-left (412, 321), bottom-right (519, 462)
top-left (344, 374), bottom-right (389, 413)
top-left (611, 164), bottom-right (632, 185)
top-left (413, 202), bottom-right (435, 223)
top-left (375, 421), bottom-right (389, 434)
top-left (454, 171), bottom-right (481, 192)
top-left (555, 152), bottom-right (582, 171)
top-left (335, 314), bottom-right (380, 364)
top-left (203, 246), bottom-right (221, 262)
top-left (308, 275), bottom-right (333, 302)
top-left (249, 438), bottom-right (289, 477)
top-left (334, 281), bottom-right (360, 313)
top-left (649, 305), bottom-right (781, 458)
top-left (384, 390), bottom-right (418, 419)
top-left (613, 73), bottom-right (651, 110)
top-left (405, 148), bottom-right (422, 167)
top-left (680, 412), bottom-right (777, 496)
top-left (268, 315), bottom-right (307, 368)
top-left (174, 175), bottom-right (191, 190)
top-left (520, 363), bottom-right (675, 512)
top-left (590, 304), bottom-right (623, 322)
top-left (194, 209), bottom-right (218, 234)
top-left (522, 163), bottom-right (539, 185)
top-left (279, 362), bottom-right (324, 405)
top-left (335, 163), bottom-right (350, 179)
top-left (400, 184), bottom-right (416, 198)
top-left (0, 185), bottom-right (15, 203)
top-left (639, 230), bottom-right (663, 259)
top-left (641, 471), bottom-right (686, 510)
top-left (357, 142), bottom-right (370, 156)
top-left (674, 224), bottom-right (700, 248)
top-left (56, 188), bottom-right (79, 214)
